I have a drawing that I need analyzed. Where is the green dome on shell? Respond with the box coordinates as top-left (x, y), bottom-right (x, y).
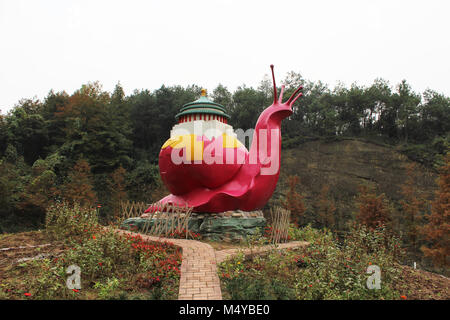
top-left (175, 89), bottom-right (231, 121)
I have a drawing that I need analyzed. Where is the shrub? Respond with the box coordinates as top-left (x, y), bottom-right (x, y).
top-left (24, 258), bottom-right (67, 299)
top-left (45, 201), bottom-right (98, 241)
top-left (219, 223), bottom-right (405, 300)
top-left (18, 202), bottom-right (182, 300)
top-left (93, 277), bottom-right (120, 300)
top-left (292, 223), bottom-right (403, 300)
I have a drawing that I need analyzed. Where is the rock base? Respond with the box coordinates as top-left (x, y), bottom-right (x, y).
top-left (120, 210), bottom-right (266, 243)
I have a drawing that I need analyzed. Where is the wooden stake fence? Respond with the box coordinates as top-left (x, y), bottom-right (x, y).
top-left (119, 200), bottom-right (149, 221)
top-left (269, 206), bottom-right (291, 244)
top-left (119, 201), bottom-right (194, 239)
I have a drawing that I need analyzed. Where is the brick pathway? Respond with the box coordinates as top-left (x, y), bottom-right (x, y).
top-left (114, 229), bottom-right (308, 300)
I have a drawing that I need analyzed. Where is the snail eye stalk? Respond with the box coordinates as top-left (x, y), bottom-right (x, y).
top-left (270, 64), bottom-right (303, 105)
top-left (287, 86), bottom-right (304, 106)
top-left (270, 64), bottom-right (277, 104)
top-left (278, 85), bottom-right (285, 103)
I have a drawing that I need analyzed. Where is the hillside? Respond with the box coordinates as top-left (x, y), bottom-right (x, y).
top-left (272, 138), bottom-right (438, 229)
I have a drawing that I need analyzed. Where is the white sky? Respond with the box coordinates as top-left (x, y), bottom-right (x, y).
top-left (1, 0), bottom-right (449, 113)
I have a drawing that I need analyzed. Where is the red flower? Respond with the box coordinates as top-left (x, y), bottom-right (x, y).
top-left (308, 284), bottom-right (313, 287)
top-left (92, 235), bottom-right (96, 240)
top-left (72, 289), bottom-right (79, 293)
top-left (98, 262), bottom-right (103, 266)
top-left (400, 295), bottom-right (407, 300)
top-left (24, 292), bottom-right (31, 297)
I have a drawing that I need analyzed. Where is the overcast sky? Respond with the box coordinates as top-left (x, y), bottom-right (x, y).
top-left (1, 0), bottom-right (449, 113)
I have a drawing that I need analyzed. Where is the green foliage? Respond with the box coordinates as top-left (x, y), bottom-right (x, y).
top-left (288, 224), bottom-right (332, 243)
top-left (93, 277), bottom-right (120, 300)
top-left (400, 135), bottom-right (449, 169)
top-left (5, 99), bottom-right (49, 165)
top-left (45, 201), bottom-right (98, 241)
top-left (229, 86), bottom-right (269, 130)
top-left (420, 90), bottom-right (450, 140)
top-left (219, 224), bottom-right (405, 300)
top-left (126, 160), bottom-right (160, 202)
top-left (128, 85), bottom-right (200, 162)
top-left (24, 258), bottom-right (67, 299)
top-left (58, 159), bottom-right (97, 207)
top-left (50, 82), bottom-right (132, 174)
top-left (9, 202), bottom-right (182, 300)
top-left (222, 273), bottom-right (295, 300)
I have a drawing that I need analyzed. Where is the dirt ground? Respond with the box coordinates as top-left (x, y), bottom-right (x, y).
top-left (0, 231), bottom-right (65, 277)
top-left (394, 265), bottom-right (450, 300)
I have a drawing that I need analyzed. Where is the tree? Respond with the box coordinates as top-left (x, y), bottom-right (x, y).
top-left (392, 80), bottom-right (421, 143)
top-left (6, 99), bottom-right (49, 164)
top-left (18, 158), bottom-right (57, 212)
top-left (355, 184), bottom-right (391, 229)
top-left (55, 82), bottom-right (132, 173)
top-left (282, 71), bottom-right (305, 92)
top-left (315, 185), bottom-right (336, 229)
top-left (0, 113), bottom-right (8, 156)
top-left (230, 86), bottom-right (269, 130)
top-left (212, 84), bottom-right (233, 112)
top-left (129, 85), bottom-right (199, 162)
top-left (399, 163), bottom-right (426, 252)
top-left (361, 78), bottom-right (392, 135)
top-left (126, 160), bottom-right (161, 202)
top-left (421, 154), bottom-right (450, 268)
top-left (291, 80), bottom-right (332, 136)
top-left (420, 90), bottom-right (450, 141)
top-left (338, 84), bottom-right (367, 135)
top-left (0, 158), bottom-right (25, 219)
top-left (41, 90), bottom-right (70, 148)
top-left (282, 175), bottom-right (306, 226)
top-left (59, 159), bottom-right (97, 207)
top-left (109, 166), bottom-right (128, 219)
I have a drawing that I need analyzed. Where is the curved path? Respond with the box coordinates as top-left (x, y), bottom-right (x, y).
top-left (115, 229), bottom-right (308, 300)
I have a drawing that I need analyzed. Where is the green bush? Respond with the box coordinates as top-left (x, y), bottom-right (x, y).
top-left (93, 277), bottom-right (120, 300)
top-left (16, 202), bottom-right (182, 300)
top-left (224, 274), bottom-right (294, 300)
top-left (219, 223), bottom-right (405, 300)
top-left (24, 258), bottom-right (67, 299)
top-left (45, 201), bottom-right (98, 241)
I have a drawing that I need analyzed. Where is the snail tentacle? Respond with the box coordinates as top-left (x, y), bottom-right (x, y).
top-left (278, 84), bottom-right (285, 104)
top-left (287, 85), bottom-right (304, 105)
top-left (290, 92), bottom-right (303, 106)
top-left (270, 64), bottom-right (278, 104)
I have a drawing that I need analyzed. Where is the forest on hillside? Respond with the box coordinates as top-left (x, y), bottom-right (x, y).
top-left (0, 73), bottom-right (448, 273)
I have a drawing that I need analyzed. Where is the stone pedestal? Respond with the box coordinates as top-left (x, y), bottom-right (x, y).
top-left (120, 210), bottom-right (266, 243)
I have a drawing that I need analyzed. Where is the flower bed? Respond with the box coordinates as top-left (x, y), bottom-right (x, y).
top-left (0, 202), bottom-right (182, 300)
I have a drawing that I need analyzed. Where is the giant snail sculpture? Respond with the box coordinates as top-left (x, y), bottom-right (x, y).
top-left (146, 65), bottom-right (304, 214)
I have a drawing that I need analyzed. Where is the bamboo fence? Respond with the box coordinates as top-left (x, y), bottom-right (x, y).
top-left (119, 201), bottom-right (194, 239)
top-left (119, 200), bottom-right (149, 221)
top-left (269, 206), bottom-right (291, 244)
